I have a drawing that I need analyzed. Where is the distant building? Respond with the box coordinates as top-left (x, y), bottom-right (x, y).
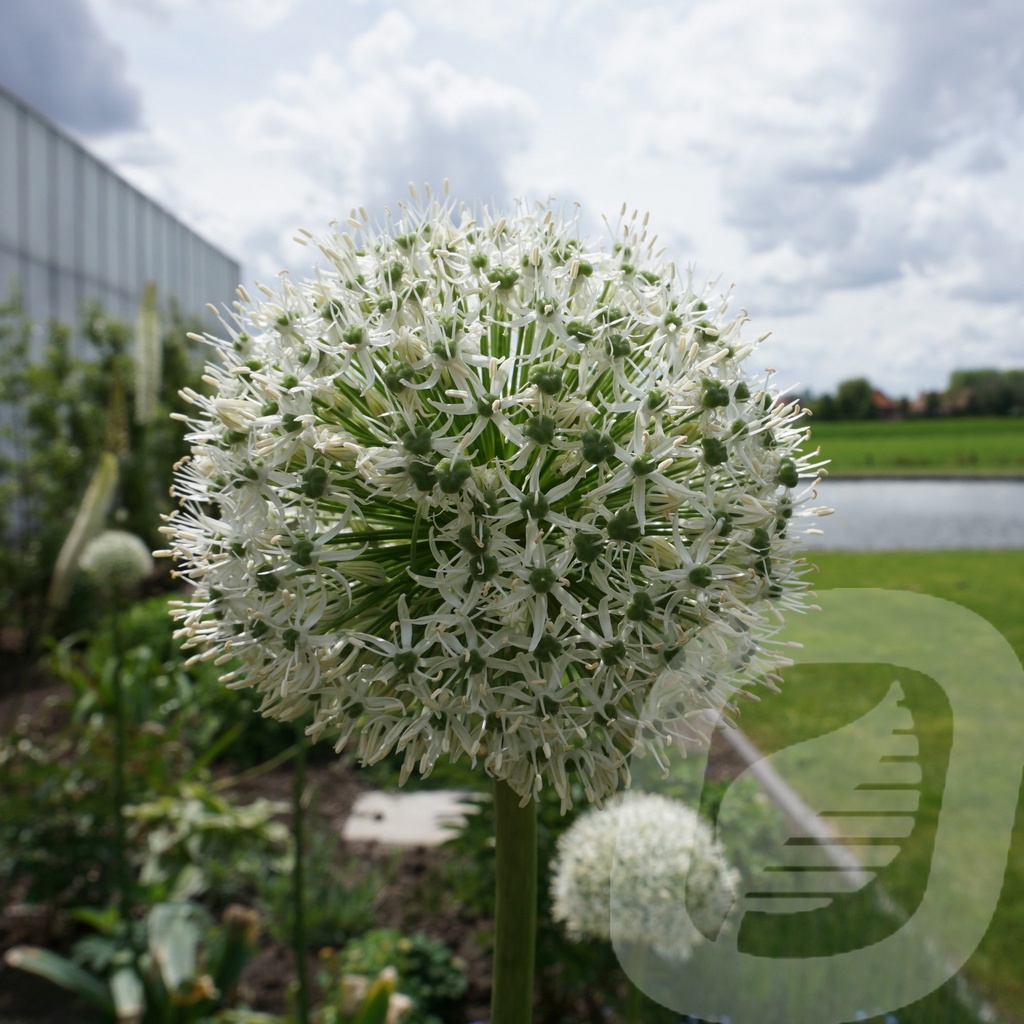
top-left (0, 81), bottom-right (238, 333)
top-left (871, 389), bottom-right (900, 419)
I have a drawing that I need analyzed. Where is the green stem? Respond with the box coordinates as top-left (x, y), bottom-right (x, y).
top-left (110, 609), bottom-right (131, 929)
top-left (620, 943), bottom-right (650, 1024)
top-left (490, 779), bottom-right (537, 1024)
top-left (625, 979), bottom-right (643, 1024)
top-left (292, 726), bottom-right (310, 1024)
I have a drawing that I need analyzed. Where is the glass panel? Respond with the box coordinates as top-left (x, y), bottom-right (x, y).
top-left (23, 116), bottom-right (52, 263)
top-left (103, 168), bottom-right (121, 298)
top-left (146, 203), bottom-right (163, 288)
top-left (180, 232), bottom-right (197, 315)
top-left (23, 261), bottom-right (49, 326)
top-left (0, 250), bottom-right (20, 303)
top-left (55, 264), bottom-right (79, 328)
top-left (0, 95), bottom-right (19, 250)
top-left (163, 217), bottom-right (182, 310)
top-left (120, 181), bottom-right (140, 300)
top-left (54, 140), bottom-right (79, 272)
top-left (80, 157), bottom-right (103, 287)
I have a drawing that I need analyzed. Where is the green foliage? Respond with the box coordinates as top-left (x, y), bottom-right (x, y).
top-left (0, 291), bottom-right (206, 644)
top-left (659, 756), bottom-right (791, 887)
top-left (128, 784), bottom-right (293, 904)
top-left (0, 601), bottom-right (299, 910)
top-left (947, 368), bottom-right (1024, 416)
top-left (311, 962), bottom-right (411, 1024)
top-left (807, 367), bottom-right (1024, 423)
top-left (4, 899), bottom-right (261, 1023)
top-left (257, 819), bottom-right (388, 950)
top-left (333, 929), bottom-right (466, 1024)
top-left (56, 594), bottom-right (299, 768)
top-left (0, 704), bottom-right (195, 907)
top-left (834, 376), bottom-right (879, 420)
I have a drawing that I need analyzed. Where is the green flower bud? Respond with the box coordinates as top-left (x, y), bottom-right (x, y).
top-left (626, 591), bottom-right (655, 622)
top-left (777, 458), bottom-right (800, 488)
top-left (402, 425), bottom-right (433, 455)
top-left (525, 414), bottom-right (556, 445)
top-left (521, 491), bottom-right (550, 520)
top-left (688, 565), bottom-right (713, 588)
top-left (436, 458), bottom-right (473, 494)
top-left (701, 378), bottom-right (730, 409)
top-left (607, 508), bottom-right (642, 542)
top-left (255, 564), bottom-right (280, 593)
top-left (529, 567), bottom-right (558, 593)
top-left (291, 538), bottom-right (315, 566)
top-left (607, 334), bottom-right (631, 358)
top-left (702, 437), bottom-right (728, 466)
top-left (573, 532), bottom-right (606, 563)
top-left (581, 429), bottom-right (615, 465)
top-left (535, 634), bottom-right (564, 662)
top-left (530, 365), bottom-right (564, 395)
top-left (301, 466), bottom-right (329, 498)
top-left (407, 460), bottom-right (438, 491)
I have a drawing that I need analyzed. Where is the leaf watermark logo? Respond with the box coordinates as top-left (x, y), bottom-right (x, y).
top-left (620, 589), bottom-right (1024, 1023)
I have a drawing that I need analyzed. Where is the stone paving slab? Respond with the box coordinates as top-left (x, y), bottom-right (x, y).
top-left (342, 789), bottom-right (481, 846)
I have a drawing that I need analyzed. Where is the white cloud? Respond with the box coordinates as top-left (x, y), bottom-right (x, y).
top-left (0, 0), bottom-right (142, 134)
top-left (571, 0), bottom-right (1024, 324)
top-left (105, 0), bottom-right (301, 30)
top-left (379, 0), bottom-right (604, 40)
top-left (50, 0), bottom-right (1023, 396)
top-left (222, 10), bottom-right (537, 272)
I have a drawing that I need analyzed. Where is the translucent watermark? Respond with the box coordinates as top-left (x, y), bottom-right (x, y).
top-left (619, 589), bottom-right (1024, 1023)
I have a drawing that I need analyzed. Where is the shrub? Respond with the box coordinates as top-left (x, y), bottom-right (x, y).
top-left (333, 928), bottom-right (466, 1024)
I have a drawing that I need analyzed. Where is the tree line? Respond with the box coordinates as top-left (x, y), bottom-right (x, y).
top-left (803, 368), bottom-right (1024, 420)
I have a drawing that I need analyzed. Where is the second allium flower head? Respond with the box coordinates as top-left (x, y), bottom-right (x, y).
top-left (163, 187), bottom-right (823, 808)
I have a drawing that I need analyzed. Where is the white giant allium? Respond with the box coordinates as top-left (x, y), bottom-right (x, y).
top-left (550, 791), bottom-right (738, 962)
top-left (80, 529), bottom-right (154, 595)
top-left (161, 190), bottom-right (823, 808)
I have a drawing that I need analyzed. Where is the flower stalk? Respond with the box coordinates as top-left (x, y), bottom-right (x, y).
top-left (292, 725), bottom-right (310, 1024)
top-left (492, 779), bottom-right (537, 1024)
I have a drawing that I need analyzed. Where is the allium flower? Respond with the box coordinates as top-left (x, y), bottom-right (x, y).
top-left (161, 189), bottom-right (823, 808)
top-left (80, 529), bottom-right (154, 594)
top-left (550, 791), bottom-right (738, 962)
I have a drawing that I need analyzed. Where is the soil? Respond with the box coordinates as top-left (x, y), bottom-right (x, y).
top-left (0, 667), bottom-right (749, 1024)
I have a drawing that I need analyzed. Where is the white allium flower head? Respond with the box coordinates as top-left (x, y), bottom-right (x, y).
top-left (80, 529), bottom-right (154, 593)
top-left (161, 187), bottom-right (825, 808)
top-left (550, 790), bottom-right (739, 962)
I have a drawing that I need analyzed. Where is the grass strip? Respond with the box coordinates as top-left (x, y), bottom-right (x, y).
top-left (736, 549), bottom-right (1024, 1020)
top-left (800, 417), bottom-right (1024, 477)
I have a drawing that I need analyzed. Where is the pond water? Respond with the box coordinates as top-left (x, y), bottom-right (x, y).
top-left (797, 478), bottom-right (1024, 550)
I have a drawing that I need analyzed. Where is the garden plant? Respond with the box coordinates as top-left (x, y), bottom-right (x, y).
top-left (159, 187), bottom-right (825, 1023)
top-left (0, 290), bottom-right (1008, 1020)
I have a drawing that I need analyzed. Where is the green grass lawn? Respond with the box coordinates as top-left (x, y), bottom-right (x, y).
top-left (734, 550), bottom-right (1024, 1023)
top-left (801, 417), bottom-right (1024, 476)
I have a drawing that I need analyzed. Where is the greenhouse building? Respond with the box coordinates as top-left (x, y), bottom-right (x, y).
top-left (0, 81), bottom-right (239, 331)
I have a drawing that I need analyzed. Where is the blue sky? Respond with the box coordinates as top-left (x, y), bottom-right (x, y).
top-left (3, 0), bottom-right (1023, 397)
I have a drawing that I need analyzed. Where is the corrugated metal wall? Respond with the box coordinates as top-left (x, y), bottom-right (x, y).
top-left (0, 82), bottom-right (239, 332)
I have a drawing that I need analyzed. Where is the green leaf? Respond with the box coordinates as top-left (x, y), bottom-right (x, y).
top-left (147, 902), bottom-right (206, 995)
top-left (110, 966), bottom-right (145, 1022)
top-left (3, 945), bottom-right (115, 1016)
top-left (351, 970), bottom-right (398, 1024)
top-left (46, 450), bottom-right (119, 614)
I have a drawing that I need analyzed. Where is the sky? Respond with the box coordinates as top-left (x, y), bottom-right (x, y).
top-left (3, 0), bottom-right (1023, 398)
